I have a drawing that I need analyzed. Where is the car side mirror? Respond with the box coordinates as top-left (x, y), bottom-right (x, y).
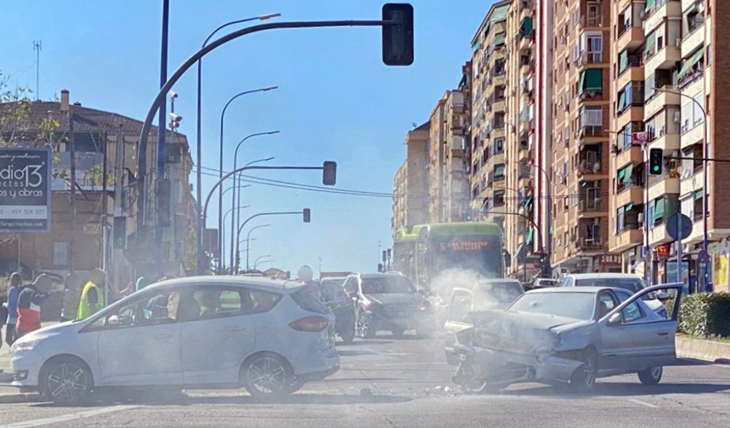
top-left (607, 312), bottom-right (622, 326)
top-left (656, 291), bottom-right (670, 301)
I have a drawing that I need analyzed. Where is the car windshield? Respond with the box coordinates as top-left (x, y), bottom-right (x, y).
top-left (509, 292), bottom-right (596, 321)
top-left (475, 281), bottom-right (524, 304)
top-left (361, 276), bottom-right (415, 294)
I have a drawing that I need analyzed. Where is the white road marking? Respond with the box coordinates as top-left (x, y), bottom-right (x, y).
top-left (627, 398), bottom-right (659, 408)
top-left (0, 405), bottom-right (139, 428)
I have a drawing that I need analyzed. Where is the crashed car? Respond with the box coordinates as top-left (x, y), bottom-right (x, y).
top-left (446, 283), bottom-right (682, 393)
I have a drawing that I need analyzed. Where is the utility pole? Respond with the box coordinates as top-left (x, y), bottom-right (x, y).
top-left (60, 90), bottom-right (76, 273)
top-left (154, 0), bottom-right (170, 266)
top-left (113, 123), bottom-right (125, 291)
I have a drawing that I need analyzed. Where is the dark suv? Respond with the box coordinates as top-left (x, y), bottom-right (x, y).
top-left (343, 272), bottom-right (435, 339)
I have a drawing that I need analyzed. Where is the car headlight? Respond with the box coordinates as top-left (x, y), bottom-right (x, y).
top-left (11, 338), bottom-right (44, 353)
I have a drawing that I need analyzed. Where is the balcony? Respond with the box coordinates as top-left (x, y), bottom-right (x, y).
top-left (647, 175), bottom-right (680, 201)
top-left (617, 61), bottom-right (644, 91)
top-left (644, 43), bottom-right (681, 74)
top-left (644, 0), bottom-right (682, 34)
top-left (616, 104), bottom-right (645, 129)
top-left (618, 26), bottom-right (645, 52)
top-left (682, 23), bottom-right (705, 58)
top-left (644, 89), bottom-right (680, 120)
top-left (648, 223), bottom-right (672, 246)
top-left (616, 184), bottom-right (644, 208)
top-left (579, 14), bottom-right (605, 30)
top-left (681, 120), bottom-right (704, 150)
top-left (578, 198), bottom-right (604, 217)
top-left (648, 129), bottom-right (680, 152)
top-left (613, 226), bottom-right (643, 253)
top-left (578, 237), bottom-right (606, 252)
top-left (615, 146), bottom-right (643, 171)
top-left (493, 99), bottom-right (505, 113)
top-left (520, 55), bottom-right (534, 75)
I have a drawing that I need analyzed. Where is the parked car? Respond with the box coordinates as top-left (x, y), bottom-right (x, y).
top-left (319, 277), bottom-right (356, 344)
top-left (10, 276), bottom-right (340, 404)
top-left (560, 273), bottom-right (669, 318)
top-left (447, 284), bottom-right (682, 393)
top-left (343, 272), bottom-right (435, 339)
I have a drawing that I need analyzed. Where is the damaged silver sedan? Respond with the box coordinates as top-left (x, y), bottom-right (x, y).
top-left (445, 284), bottom-right (683, 392)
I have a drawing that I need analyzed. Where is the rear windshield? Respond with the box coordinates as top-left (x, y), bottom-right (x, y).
top-left (290, 288), bottom-right (329, 314)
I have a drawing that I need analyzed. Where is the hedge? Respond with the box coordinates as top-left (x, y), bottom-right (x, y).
top-left (666, 292), bottom-right (730, 339)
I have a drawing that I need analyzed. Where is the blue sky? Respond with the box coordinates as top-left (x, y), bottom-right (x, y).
top-left (2, 0), bottom-right (494, 274)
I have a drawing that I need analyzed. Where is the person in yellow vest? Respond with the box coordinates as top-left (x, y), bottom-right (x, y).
top-left (76, 269), bottom-right (106, 321)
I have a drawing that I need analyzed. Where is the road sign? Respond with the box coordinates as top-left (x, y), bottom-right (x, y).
top-left (666, 213), bottom-right (693, 241)
top-left (699, 249), bottom-right (709, 263)
top-left (0, 147), bottom-right (52, 233)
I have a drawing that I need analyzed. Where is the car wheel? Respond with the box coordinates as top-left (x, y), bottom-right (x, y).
top-left (391, 328), bottom-right (405, 339)
top-left (242, 353), bottom-right (294, 398)
top-left (340, 325), bottom-right (356, 344)
top-left (570, 349), bottom-right (597, 391)
top-left (638, 366), bottom-right (663, 385)
top-left (357, 311), bottom-right (375, 338)
top-left (455, 361), bottom-right (490, 394)
top-left (40, 356), bottom-right (93, 405)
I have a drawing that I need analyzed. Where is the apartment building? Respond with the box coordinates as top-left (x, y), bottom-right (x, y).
top-left (391, 123), bottom-right (429, 237)
top-left (608, 0), bottom-right (727, 291)
top-left (427, 89), bottom-right (470, 223)
top-left (551, 0), bottom-right (615, 274)
top-left (470, 1), bottom-right (511, 232)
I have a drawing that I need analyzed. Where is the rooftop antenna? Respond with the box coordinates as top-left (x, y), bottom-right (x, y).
top-left (33, 40), bottom-right (42, 101)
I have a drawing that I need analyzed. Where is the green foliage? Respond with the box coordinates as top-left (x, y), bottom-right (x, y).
top-left (667, 292), bottom-right (730, 338)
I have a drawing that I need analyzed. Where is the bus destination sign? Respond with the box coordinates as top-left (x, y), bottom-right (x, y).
top-left (439, 240), bottom-right (488, 252)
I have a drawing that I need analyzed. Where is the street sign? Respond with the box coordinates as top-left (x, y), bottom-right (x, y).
top-left (666, 213), bottom-right (693, 241)
top-left (0, 147), bottom-right (52, 233)
top-left (656, 243), bottom-right (670, 257)
top-left (699, 249), bottom-right (709, 263)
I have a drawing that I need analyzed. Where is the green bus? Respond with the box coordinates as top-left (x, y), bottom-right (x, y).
top-left (392, 222), bottom-right (507, 290)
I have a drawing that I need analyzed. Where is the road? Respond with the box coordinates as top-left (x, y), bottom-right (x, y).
top-left (2, 333), bottom-right (730, 427)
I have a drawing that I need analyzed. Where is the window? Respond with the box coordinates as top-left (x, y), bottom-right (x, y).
top-left (494, 190), bottom-right (505, 207)
top-left (621, 300), bottom-right (645, 323)
top-left (585, 34), bottom-right (603, 63)
top-left (494, 163), bottom-right (505, 179)
top-left (92, 290), bottom-right (182, 329)
top-left (597, 292), bottom-right (618, 319)
top-left (579, 68), bottom-right (603, 95)
top-left (53, 242), bottom-right (70, 267)
top-left (493, 137), bottom-right (504, 155)
top-left (344, 277), bottom-right (358, 295)
top-left (694, 190), bottom-right (705, 221)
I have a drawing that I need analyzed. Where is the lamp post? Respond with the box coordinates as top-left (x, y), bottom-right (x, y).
top-left (254, 255), bottom-right (272, 270)
top-left (234, 156), bottom-right (274, 264)
top-left (235, 210), bottom-right (311, 272)
top-left (221, 205), bottom-right (250, 266)
top-left (244, 224), bottom-right (271, 270)
top-left (655, 86), bottom-right (710, 292)
top-left (229, 134), bottom-right (278, 268)
top-left (195, 13), bottom-right (281, 274)
top-left (216, 88), bottom-right (278, 274)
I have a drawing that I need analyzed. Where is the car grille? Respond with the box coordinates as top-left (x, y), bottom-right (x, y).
top-left (382, 304), bottom-right (421, 318)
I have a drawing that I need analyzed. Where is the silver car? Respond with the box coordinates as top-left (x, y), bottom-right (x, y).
top-left (447, 283), bottom-right (682, 393)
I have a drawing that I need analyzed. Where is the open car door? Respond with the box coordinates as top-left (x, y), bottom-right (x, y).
top-left (597, 283), bottom-right (683, 371)
top-left (443, 288), bottom-right (474, 366)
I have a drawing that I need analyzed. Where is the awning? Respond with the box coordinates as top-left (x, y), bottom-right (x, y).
top-left (526, 227), bottom-right (534, 246)
top-left (654, 198), bottom-right (665, 222)
top-left (580, 69), bottom-right (603, 93)
top-left (695, 190), bottom-right (704, 200)
top-left (494, 32), bottom-right (506, 46)
top-left (645, 0), bottom-right (655, 11)
top-left (678, 48), bottom-right (704, 79)
top-left (625, 203), bottom-right (634, 211)
top-left (520, 17), bottom-right (533, 37)
top-left (618, 167), bottom-right (627, 181)
top-left (617, 90), bottom-right (628, 113)
top-left (619, 50), bottom-right (629, 73)
top-left (645, 32), bottom-right (656, 52)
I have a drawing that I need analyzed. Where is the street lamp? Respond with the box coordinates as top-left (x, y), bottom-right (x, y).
top-left (234, 210), bottom-right (311, 272)
top-left (222, 205), bottom-right (250, 266)
top-left (217, 88), bottom-right (278, 273)
top-left (229, 134), bottom-right (278, 268)
top-left (245, 224), bottom-right (271, 270)
top-left (654, 86), bottom-right (710, 291)
top-left (195, 13), bottom-right (281, 274)
top-left (235, 156), bottom-right (274, 262)
top-left (254, 255), bottom-right (272, 270)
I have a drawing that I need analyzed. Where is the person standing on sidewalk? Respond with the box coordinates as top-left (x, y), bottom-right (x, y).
top-left (76, 269), bottom-right (106, 321)
top-left (16, 274), bottom-right (52, 339)
top-left (60, 272), bottom-right (83, 322)
top-left (5, 272), bottom-right (23, 346)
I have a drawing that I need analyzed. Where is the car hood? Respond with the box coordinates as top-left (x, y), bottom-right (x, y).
top-left (366, 293), bottom-right (426, 306)
top-left (468, 309), bottom-right (591, 354)
top-left (15, 321), bottom-right (79, 342)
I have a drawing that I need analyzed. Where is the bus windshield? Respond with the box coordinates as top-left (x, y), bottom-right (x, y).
top-left (430, 235), bottom-right (502, 276)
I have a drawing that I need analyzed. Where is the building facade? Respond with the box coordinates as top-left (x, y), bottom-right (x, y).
top-left (391, 123), bottom-right (429, 237)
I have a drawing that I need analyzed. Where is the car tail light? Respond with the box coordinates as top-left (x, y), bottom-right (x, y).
top-left (289, 316), bottom-right (329, 332)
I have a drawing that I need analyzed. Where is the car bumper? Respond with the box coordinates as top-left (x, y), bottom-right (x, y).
top-left (10, 349), bottom-right (45, 389)
top-left (448, 345), bottom-right (583, 386)
top-left (292, 349), bottom-right (340, 381)
top-left (370, 311), bottom-right (436, 330)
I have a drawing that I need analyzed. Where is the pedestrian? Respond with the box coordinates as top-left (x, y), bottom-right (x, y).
top-left (5, 272), bottom-right (23, 346)
top-left (16, 274), bottom-right (52, 338)
top-left (60, 272), bottom-right (83, 322)
top-left (297, 265), bottom-right (321, 300)
top-left (76, 268), bottom-right (106, 321)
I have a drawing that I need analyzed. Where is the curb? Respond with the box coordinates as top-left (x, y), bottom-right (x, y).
top-left (677, 335), bottom-right (730, 364)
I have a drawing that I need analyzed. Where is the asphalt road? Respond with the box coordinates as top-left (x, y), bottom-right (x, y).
top-left (2, 333), bottom-right (730, 427)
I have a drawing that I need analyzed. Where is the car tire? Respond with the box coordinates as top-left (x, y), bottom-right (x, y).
top-left (357, 311), bottom-right (375, 339)
top-left (455, 361), bottom-right (490, 394)
top-left (391, 328), bottom-right (405, 339)
top-left (637, 366), bottom-right (663, 385)
top-left (241, 353), bottom-right (294, 398)
top-left (40, 356), bottom-right (93, 405)
top-left (340, 327), bottom-right (356, 344)
top-left (569, 349), bottom-right (597, 391)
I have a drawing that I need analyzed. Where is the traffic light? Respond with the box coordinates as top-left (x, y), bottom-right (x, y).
top-left (156, 179), bottom-right (171, 227)
top-left (378, 263), bottom-right (384, 272)
top-left (113, 216), bottom-right (126, 249)
top-left (649, 148), bottom-right (663, 175)
top-left (322, 161), bottom-right (337, 186)
top-left (382, 3), bottom-right (414, 66)
top-left (303, 208), bottom-right (311, 223)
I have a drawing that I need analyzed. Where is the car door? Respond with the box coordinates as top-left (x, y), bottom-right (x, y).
top-left (95, 288), bottom-right (183, 386)
top-left (443, 288), bottom-right (474, 366)
top-left (180, 286), bottom-right (258, 386)
top-left (598, 284), bottom-right (682, 371)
